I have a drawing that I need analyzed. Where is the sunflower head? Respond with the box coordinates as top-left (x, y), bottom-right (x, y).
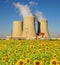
top-left (38, 49), bottom-right (42, 53)
top-left (25, 58), bottom-right (30, 64)
top-left (2, 56), bottom-right (7, 62)
top-left (30, 45), bottom-right (34, 48)
top-left (50, 59), bottom-right (58, 65)
top-left (34, 60), bottom-right (43, 65)
top-left (52, 54), bottom-right (58, 59)
top-left (14, 50), bottom-right (18, 54)
top-left (8, 52), bottom-right (12, 57)
top-left (45, 47), bottom-right (49, 52)
top-left (17, 59), bottom-right (24, 65)
top-left (54, 43), bottom-right (58, 48)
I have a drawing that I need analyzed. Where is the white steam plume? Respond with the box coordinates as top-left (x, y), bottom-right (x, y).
top-left (13, 2), bottom-right (33, 17)
top-left (29, 1), bottom-right (38, 6)
top-left (35, 11), bottom-right (46, 21)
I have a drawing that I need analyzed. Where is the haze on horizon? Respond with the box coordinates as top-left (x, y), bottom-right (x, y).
top-left (0, 0), bottom-right (60, 38)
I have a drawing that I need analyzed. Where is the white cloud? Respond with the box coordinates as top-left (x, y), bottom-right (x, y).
top-left (29, 1), bottom-right (38, 6)
top-left (13, 2), bottom-right (33, 17)
top-left (35, 11), bottom-right (45, 20)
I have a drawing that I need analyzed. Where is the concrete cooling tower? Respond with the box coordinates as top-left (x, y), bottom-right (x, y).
top-left (22, 16), bottom-right (36, 39)
top-left (38, 19), bottom-right (49, 38)
top-left (38, 22), bottom-right (40, 34)
top-left (12, 21), bottom-right (22, 39)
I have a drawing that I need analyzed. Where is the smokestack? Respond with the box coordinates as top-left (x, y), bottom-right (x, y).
top-left (39, 19), bottom-right (49, 38)
top-left (12, 21), bottom-right (22, 39)
top-left (22, 16), bottom-right (36, 39)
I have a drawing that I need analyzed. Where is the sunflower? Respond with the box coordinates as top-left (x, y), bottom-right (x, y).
top-left (41, 43), bottom-right (45, 47)
top-left (43, 58), bottom-right (47, 62)
top-left (27, 47), bottom-right (30, 50)
top-left (26, 49), bottom-right (29, 53)
top-left (14, 50), bottom-right (18, 55)
top-left (8, 52), bottom-right (12, 57)
top-left (54, 43), bottom-right (58, 48)
top-left (58, 61), bottom-right (60, 65)
top-left (1, 56), bottom-right (7, 62)
top-left (45, 47), bottom-right (49, 52)
top-left (52, 54), bottom-right (58, 59)
top-left (30, 45), bottom-right (34, 48)
top-left (38, 49), bottom-right (42, 53)
top-left (50, 59), bottom-right (59, 65)
top-left (34, 60), bottom-right (43, 65)
top-left (16, 59), bottom-right (24, 65)
top-left (45, 42), bottom-right (50, 46)
top-left (25, 58), bottom-right (30, 64)
top-left (33, 49), bottom-right (37, 53)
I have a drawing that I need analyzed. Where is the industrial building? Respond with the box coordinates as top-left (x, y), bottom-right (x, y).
top-left (12, 21), bottom-right (23, 39)
top-left (6, 16), bottom-right (50, 40)
top-left (38, 19), bottom-right (49, 38)
top-left (22, 16), bottom-right (36, 39)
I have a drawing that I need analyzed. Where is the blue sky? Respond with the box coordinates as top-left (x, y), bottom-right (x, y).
top-left (0, 0), bottom-right (60, 38)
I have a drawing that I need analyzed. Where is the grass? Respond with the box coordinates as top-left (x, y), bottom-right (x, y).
top-left (0, 40), bottom-right (60, 65)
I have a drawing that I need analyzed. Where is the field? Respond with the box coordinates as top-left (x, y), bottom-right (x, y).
top-left (0, 40), bottom-right (60, 65)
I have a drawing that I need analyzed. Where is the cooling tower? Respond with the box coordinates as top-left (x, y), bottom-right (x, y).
top-left (22, 16), bottom-right (36, 39)
top-left (39, 19), bottom-right (49, 38)
top-left (12, 21), bottom-right (22, 39)
top-left (38, 22), bottom-right (41, 34)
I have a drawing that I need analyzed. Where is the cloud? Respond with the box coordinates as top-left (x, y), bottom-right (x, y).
top-left (13, 2), bottom-right (46, 20)
top-left (13, 2), bottom-right (33, 17)
top-left (35, 11), bottom-right (45, 20)
top-left (29, 1), bottom-right (38, 6)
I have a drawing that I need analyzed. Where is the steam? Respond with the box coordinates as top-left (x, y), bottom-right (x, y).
top-left (29, 1), bottom-right (38, 6)
top-left (35, 11), bottom-right (46, 21)
top-left (13, 2), bottom-right (33, 17)
top-left (13, 2), bottom-right (46, 20)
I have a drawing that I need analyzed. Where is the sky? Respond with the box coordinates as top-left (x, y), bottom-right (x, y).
top-left (0, 0), bottom-right (60, 38)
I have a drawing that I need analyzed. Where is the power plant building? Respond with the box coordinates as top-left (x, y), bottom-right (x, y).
top-left (7, 16), bottom-right (50, 40)
top-left (12, 21), bottom-right (23, 39)
top-left (38, 19), bottom-right (49, 38)
top-left (22, 16), bottom-right (36, 39)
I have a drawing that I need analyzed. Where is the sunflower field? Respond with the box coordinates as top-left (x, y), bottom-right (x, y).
top-left (0, 40), bottom-right (60, 65)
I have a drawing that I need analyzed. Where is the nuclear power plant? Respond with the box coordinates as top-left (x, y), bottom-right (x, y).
top-left (6, 16), bottom-right (50, 40)
top-left (12, 21), bottom-right (23, 39)
top-left (38, 19), bottom-right (49, 38)
top-left (22, 16), bottom-right (36, 39)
